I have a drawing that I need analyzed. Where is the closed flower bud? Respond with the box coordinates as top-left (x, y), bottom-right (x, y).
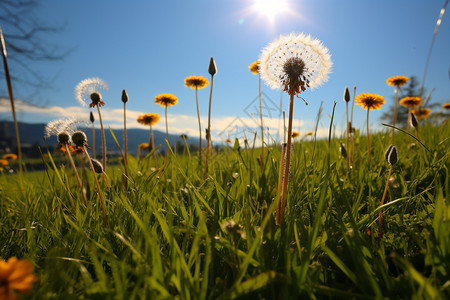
top-left (121, 89), bottom-right (128, 103)
top-left (208, 57), bottom-right (217, 76)
top-left (387, 146), bottom-right (398, 166)
top-left (72, 131), bottom-right (87, 147)
top-left (410, 112), bottom-right (418, 128)
top-left (91, 159), bottom-right (103, 174)
top-left (344, 87), bottom-right (350, 102)
top-left (90, 111), bottom-right (95, 123)
top-left (339, 143), bottom-right (347, 158)
top-left (57, 132), bottom-right (70, 144)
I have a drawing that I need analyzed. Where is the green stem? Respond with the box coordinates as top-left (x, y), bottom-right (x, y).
top-left (204, 74), bottom-right (214, 179)
top-left (65, 144), bottom-right (86, 207)
top-left (96, 104), bottom-right (106, 170)
top-left (0, 27), bottom-right (24, 190)
top-left (378, 165), bottom-right (392, 241)
top-left (195, 87), bottom-right (202, 167)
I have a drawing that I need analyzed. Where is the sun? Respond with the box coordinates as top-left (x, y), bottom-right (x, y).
top-left (253, 0), bottom-right (289, 21)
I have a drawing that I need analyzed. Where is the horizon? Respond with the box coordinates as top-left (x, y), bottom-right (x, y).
top-left (0, 0), bottom-right (449, 145)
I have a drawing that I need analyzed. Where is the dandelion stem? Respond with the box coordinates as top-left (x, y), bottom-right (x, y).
top-left (164, 106), bottom-right (169, 165)
top-left (259, 74), bottom-right (264, 172)
top-left (407, 108), bottom-right (412, 131)
top-left (378, 165), bottom-right (392, 241)
top-left (150, 125), bottom-right (157, 167)
top-left (96, 104), bottom-right (106, 170)
top-left (204, 74), bottom-right (214, 179)
top-left (392, 87), bottom-right (399, 142)
top-left (195, 87), bottom-right (202, 167)
top-left (123, 101), bottom-right (128, 189)
top-left (0, 27), bottom-right (24, 191)
top-left (82, 146), bottom-right (109, 229)
top-left (279, 94), bottom-right (295, 225)
top-left (367, 109), bottom-right (371, 166)
top-left (276, 143), bottom-right (287, 225)
top-left (65, 144), bottom-right (87, 207)
top-left (346, 101), bottom-right (350, 171)
top-left (92, 121), bottom-right (96, 159)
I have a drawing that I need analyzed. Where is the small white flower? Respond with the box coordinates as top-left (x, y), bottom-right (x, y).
top-left (259, 32), bottom-right (332, 94)
top-left (74, 77), bottom-right (108, 107)
top-left (232, 172), bottom-right (239, 179)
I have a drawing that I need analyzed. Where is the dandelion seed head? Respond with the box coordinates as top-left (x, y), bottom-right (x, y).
top-left (72, 131), bottom-right (87, 147)
top-left (259, 32), bottom-right (332, 95)
top-left (74, 77), bottom-right (108, 107)
top-left (45, 117), bottom-right (86, 138)
top-left (57, 132), bottom-right (70, 145)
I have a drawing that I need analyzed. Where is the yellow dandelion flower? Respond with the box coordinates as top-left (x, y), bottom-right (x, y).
top-left (0, 257), bottom-right (38, 300)
top-left (2, 154), bottom-right (17, 160)
top-left (305, 131), bottom-right (313, 136)
top-left (412, 108), bottom-right (431, 120)
top-left (184, 76), bottom-right (209, 89)
top-left (399, 96), bottom-right (422, 108)
top-left (0, 159), bottom-right (9, 167)
top-left (248, 60), bottom-right (260, 75)
top-left (138, 143), bottom-right (150, 150)
top-left (386, 76), bottom-right (409, 87)
top-left (292, 131), bottom-right (300, 138)
top-left (137, 113), bottom-right (160, 126)
top-left (442, 103), bottom-right (450, 109)
top-left (155, 93), bottom-right (178, 107)
top-left (355, 93), bottom-right (386, 110)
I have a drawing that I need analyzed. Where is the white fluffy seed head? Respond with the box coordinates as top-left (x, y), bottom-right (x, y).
top-left (45, 117), bottom-right (85, 138)
top-left (259, 32), bottom-right (332, 92)
top-left (74, 77), bottom-right (108, 107)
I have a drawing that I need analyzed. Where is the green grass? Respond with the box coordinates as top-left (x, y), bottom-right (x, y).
top-left (1, 119), bottom-right (449, 299)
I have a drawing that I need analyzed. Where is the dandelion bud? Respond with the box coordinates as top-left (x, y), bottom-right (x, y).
top-left (57, 132), bottom-right (70, 144)
top-left (386, 145), bottom-right (398, 166)
top-left (344, 87), bottom-right (351, 102)
top-left (410, 112), bottom-right (418, 128)
top-left (339, 143), bottom-right (347, 158)
top-left (385, 144), bottom-right (394, 163)
top-left (121, 89), bottom-right (128, 103)
top-left (90, 111), bottom-right (95, 123)
top-left (72, 131), bottom-right (87, 147)
top-left (91, 159), bottom-right (103, 174)
top-left (208, 57), bottom-right (217, 76)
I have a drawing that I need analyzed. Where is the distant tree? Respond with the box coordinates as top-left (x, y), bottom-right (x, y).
top-left (0, 0), bottom-right (67, 99)
top-left (380, 76), bottom-right (424, 127)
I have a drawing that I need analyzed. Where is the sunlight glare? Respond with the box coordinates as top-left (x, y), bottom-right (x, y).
top-left (253, 0), bottom-right (288, 21)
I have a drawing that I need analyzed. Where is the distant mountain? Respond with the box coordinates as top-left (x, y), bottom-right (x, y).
top-left (0, 121), bottom-right (203, 156)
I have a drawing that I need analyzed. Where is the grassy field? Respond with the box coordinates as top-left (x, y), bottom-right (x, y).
top-left (1, 117), bottom-right (449, 299)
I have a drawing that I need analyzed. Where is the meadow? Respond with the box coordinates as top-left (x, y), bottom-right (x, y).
top-left (1, 114), bottom-right (449, 299)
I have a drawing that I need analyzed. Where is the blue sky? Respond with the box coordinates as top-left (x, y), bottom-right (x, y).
top-left (1, 0), bottom-right (449, 142)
